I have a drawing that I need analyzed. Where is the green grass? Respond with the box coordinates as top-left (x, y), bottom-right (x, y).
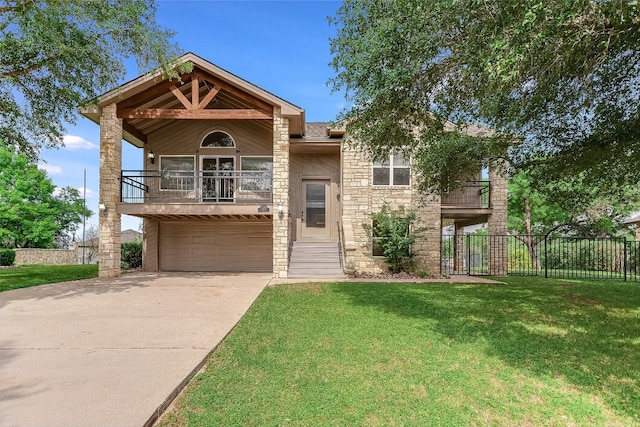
top-left (0, 264), bottom-right (99, 292)
top-left (159, 277), bottom-right (640, 426)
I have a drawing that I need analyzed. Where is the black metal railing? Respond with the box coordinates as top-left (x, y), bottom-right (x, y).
top-left (441, 234), bottom-right (640, 282)
top-left (120, 170), bottom-right (273, 204)
top-left (441, 181), bottom-right (491, 208)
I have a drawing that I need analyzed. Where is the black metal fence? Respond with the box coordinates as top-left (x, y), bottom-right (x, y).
top-left (441, 234), bottom-right (640, 282)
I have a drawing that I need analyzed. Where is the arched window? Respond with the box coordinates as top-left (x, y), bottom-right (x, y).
top-left (201, 131), bottom-right (235, 147)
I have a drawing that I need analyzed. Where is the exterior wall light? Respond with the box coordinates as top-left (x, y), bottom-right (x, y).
top-left (147, 150), bottom-right (155, 165)
top-left (99, 202), bottom-right (108, 216)
top-left (277, 202), bottom-right (284, 220)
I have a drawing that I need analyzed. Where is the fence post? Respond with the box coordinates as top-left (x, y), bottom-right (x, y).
top-left (624, 239), bottom-right (627, 282)
top-left (544, 236), bottom-right (548, 278)
top-left (467, 234), bottom-right (471, 276)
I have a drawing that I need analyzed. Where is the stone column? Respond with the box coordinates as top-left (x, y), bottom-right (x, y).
top-left (487, 159), bottom-right (508, 275)
top-left (413, 194), bottom-right (442, 276)
top-left (272, 107), bottom-right (290, 278)
top-left (454, 225), bottom-right (465, 274)
top-left (98, 103), bottom-right (122, 278)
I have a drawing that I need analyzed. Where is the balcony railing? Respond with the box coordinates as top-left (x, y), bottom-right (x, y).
top-left (120, 170), bottom-right (273, 204)
top-left (441, 181), bottom-right (491, 208)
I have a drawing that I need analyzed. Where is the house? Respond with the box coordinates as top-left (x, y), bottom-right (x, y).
top-left (80, 53), bottom-right (507, 278)
top-left (624, 214), bottom-right (640, 240)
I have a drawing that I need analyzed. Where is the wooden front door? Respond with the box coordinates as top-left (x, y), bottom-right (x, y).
top-left (299, 180), bottom-right (331, 240)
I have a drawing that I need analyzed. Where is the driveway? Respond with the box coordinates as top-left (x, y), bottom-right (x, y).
top-left (0, 272), bottom-right (270, 427)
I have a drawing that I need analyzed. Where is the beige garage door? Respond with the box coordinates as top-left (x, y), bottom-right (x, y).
top-left (159, 221), bottom-right (272, 272)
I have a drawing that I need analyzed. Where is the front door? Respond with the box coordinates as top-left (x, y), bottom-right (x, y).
top-left (299, 180), bottom-right (331, 240)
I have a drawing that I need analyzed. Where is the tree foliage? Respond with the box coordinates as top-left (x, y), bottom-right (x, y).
top-left (329, 0), bottom-right (640, 191)
top-left (0, 142), bottom-right (92, 248)
top-left (0, 0), bottom-right (188, 159)
top-left (508, 170), bottom-right (639, 269)
top-left (509, 171), bottom-right (640, 238)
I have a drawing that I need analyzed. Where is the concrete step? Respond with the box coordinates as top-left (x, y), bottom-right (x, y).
top-left (288, 242), bottom-right (344, 279)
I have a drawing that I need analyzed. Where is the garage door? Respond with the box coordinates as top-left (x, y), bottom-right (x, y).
top-left (159, 221), bottom-right (272, 272)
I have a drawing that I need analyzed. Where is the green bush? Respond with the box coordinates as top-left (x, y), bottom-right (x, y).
top-left (121, 241), bottom-right (142, 270)
top-left (365, 203), bottom-right (425, 274)
top-left (508, 247), bottom-right (533, 270)
top-left (0, 249), bottom-right (16, 266)
top-left (544, 240), bottom-right (624, 272)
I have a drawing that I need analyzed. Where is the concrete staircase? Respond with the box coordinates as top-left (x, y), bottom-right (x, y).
top-left (288, 242), bottom-right (345, 279)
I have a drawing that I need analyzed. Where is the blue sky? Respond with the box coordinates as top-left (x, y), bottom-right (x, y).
top-left (39, 0), bottom-right (345, 233)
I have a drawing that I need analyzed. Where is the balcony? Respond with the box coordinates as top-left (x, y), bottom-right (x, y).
top-left (120, 170), bottom-right (273, 205)
top-left (441, 181), bottom-right (492, 223)
top-left (441, 181), bottom-right (491, 208)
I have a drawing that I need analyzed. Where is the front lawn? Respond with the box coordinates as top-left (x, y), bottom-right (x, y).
top-left (0, 264), bottom-right (99, 292)
top-left (159, 277), bottom-right (640, 426)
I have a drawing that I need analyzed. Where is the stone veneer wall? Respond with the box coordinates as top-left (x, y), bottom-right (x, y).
top-left (14, 249), bottom-right (77, 265)
top-left (487, 159), bottom-right (508, 275)
top-left (341, 145), bottom-right (441, 275)
top-left (98, 103), bottom-right (123, 277)
top-left (272, 107), bottom-right (290, 278)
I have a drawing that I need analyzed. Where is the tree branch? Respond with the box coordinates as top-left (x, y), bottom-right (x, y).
top-left (0, 54), bottom-right (60, 79)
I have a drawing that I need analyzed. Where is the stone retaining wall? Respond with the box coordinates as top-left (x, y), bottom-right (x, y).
top-left (14, 249), bottom-right (77, 265)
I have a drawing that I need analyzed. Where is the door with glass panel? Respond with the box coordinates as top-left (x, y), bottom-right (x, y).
top-left (299, 180), bottom-right (331, 239)
top-left (200, 157), bottom-right (235, 202)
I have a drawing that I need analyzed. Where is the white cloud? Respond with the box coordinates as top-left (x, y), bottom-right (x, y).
top-left (52, 187), bottom-right (96, 198)
top-left (38, 164), bottom-right (63, 175)
top-left (63, 135), bottom-right (98, 150)
top-left (77, 187), bottom-right (97, 198)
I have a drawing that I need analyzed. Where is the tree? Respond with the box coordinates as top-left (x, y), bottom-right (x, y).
top-left (329, 0), bottom-right (640, 192)
top-left (0, 0), bottom-right (189, 159)
top-left (0, 143), bottom-right (92, 248)
top-left (508, 170), bottom-right (640, 269)
top-left (52, 187), bottom-right (91, 249)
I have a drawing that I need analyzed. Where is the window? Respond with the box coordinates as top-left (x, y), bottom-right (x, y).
top-left (201, 131), bottom-right (235, 147)
top-left (240, 157), bottom-right (273, 191)
top-left (373, 153), bottom-right (410, 186)
top-left (160, 156), bottom-right (195, 190)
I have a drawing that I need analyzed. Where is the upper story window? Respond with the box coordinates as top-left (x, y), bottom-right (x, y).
top-left (373, 153), bottom-right (410, 186)
top-left (201, 131), bottom-right (235, 147)
top-left (160, 155), bottom-right (195, 190)
top-left (240, 157), bottom-right (273, 191)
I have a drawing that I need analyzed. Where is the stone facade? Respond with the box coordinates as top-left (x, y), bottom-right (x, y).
top-left (98, 103), bottom-right (122, 278)
top-left (272, 107), bottom-right (290, 278)
top-left (487, 159), bottom-right (508, 275)
top-left (14, 249), bottom-right (77, 265)
top-left (340, 145), bottom-right (442, 276)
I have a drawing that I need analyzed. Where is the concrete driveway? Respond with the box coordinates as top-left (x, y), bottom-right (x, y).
top-left (0, 272), bottom-right (270, 427)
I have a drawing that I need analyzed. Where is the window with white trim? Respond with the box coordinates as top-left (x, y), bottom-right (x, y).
top-left (373, 153), bottom-right (410, 186)
top-left (160, 156), bottom-right (195, 190)
top-left (240, 157), bottom-right (273, 191)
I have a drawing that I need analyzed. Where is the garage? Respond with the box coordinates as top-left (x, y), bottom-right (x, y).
top-left (159, 220), bottom-right (272, 272)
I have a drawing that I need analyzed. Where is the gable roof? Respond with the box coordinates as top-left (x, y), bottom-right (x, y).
top-left (80, 53), bottom-right (306, 146)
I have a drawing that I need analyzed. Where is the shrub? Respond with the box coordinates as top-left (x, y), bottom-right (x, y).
top-left (121, 241), bottom-right (142, 270)
top-left (364, 203), bottom-right (425, 274)
top-left (0, 249), bottom-right (16, 266)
